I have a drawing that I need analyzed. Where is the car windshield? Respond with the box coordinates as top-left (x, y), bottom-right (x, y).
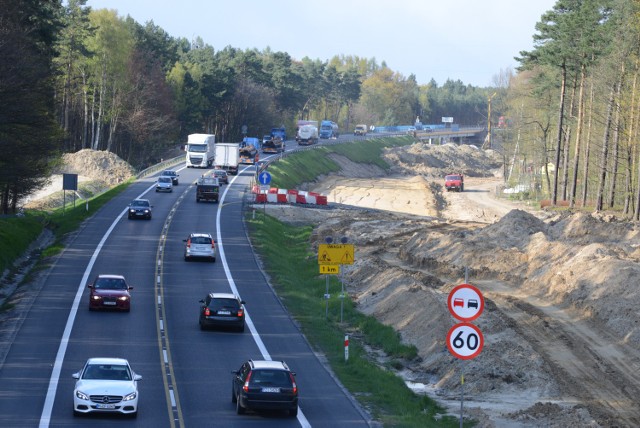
top-left (158, 177), bottom-right (171, 183)
top-left (446, 175), bottom-right (461, 180)
top-left (83, 364), bottom-right (131, 381)
top-left (249, 370), bottom-right (291, 387)
top-left (94, 277), bottom-right (127, 290)
top-left (131, 200), bottom-right (149, 207)
top-left (209, 298), bottom-right (239, 311)
top-left (187, 144), bottom-right (207, 152)
top-left (162, 171), bottom-right (176, 176)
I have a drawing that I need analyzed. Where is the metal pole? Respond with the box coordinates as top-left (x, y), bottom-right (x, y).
top-left (460, 364), bottom-right (464, 428)
top-left (325, 274), bottom-right (329, 319)
top-left (340, 268), bottom-right (344, 323)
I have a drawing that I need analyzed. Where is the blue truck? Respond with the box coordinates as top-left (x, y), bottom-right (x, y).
top-left (270, 127), bottom-right (287, 142)
top-left (319, 120), bottom-right (339, 139)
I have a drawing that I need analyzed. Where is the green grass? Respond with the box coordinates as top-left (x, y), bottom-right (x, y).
top-left (246, 213), bottom-right (466, 427)
top-left (0, 214), bottom-right (44, 275)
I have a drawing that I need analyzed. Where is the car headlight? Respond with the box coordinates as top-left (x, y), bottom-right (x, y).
top-left (76, 390), bottom-right (89, 400)
top-left (144, 209), bottom-right (149, 213)
top-left (129, 209), bottom-right (135, 213)
top-left (91, 295), bottom-right (102, 300)
top-left (123, 391), bottom-right (137, 401)
top-left (118, 296), bottom-right (129, 301)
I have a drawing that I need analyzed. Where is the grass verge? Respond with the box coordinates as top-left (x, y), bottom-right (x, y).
top-left (246, 213), bottom-right (467, 427)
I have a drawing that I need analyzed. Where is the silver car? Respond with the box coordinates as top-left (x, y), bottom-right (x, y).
top-left (156, 176), bottom-right (173, 192)
top-left (184, 233), bottom-right (216, 262)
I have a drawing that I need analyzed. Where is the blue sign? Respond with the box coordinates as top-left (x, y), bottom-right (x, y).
top-left (258, 171), bottom-right (272, 185)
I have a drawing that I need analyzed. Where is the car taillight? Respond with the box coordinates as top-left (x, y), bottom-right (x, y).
top-left (204, 308), bottom-right (210, 316)
top-left (243, 372), bottom-right (252, 392)
top-left (186, 239), bottom-right (191, 248)
top-left (211, 242), bottom-right (215, 250)
top-left (237, 308), bottom-right (244, 317)
top-left (289, 373), bottom-right (297, 395)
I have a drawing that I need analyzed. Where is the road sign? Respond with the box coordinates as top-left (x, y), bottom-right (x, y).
top-left (258, 171), bottom-right (271, 185)
top-left (318, 244), bottom-right (354, 265)
top-left (320, 265), bottom-right (340, 275)
top-left (446, 323), bottom-right (484, 360)
top-left (447, 283), bottom-right (484, 322)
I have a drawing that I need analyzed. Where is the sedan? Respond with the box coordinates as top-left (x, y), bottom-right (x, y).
top-left (199, 292), bottom-right (245, 331)
top-left (160, 169), bottom-right (179, 185)
top-left (73, 357), bottom-right (142, 417)
top-left (127, 198), bottom-right (152, 220)
top-left (88, 274), bottom-right (133, 312)
top-left (155, 176), bottom-right (173, 192)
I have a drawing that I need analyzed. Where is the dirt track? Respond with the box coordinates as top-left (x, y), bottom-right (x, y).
top-left (265, 143), bottom-right (640, 427)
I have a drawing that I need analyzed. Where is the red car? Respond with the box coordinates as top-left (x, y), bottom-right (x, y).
top-left (88, 274), bottom-right (133, 312)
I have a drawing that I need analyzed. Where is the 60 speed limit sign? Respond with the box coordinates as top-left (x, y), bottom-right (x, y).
top-left (446, 323), bottom-right (484, 360)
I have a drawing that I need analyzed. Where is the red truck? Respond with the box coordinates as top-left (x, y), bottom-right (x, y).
top-left (445, 174), bottom-right (464, 192)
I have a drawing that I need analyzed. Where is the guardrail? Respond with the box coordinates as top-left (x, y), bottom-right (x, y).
top-left (135, 154), bottom-right (185, 179)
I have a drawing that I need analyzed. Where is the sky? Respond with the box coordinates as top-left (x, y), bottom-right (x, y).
top-left (84, 0), bottom-right (558, 87)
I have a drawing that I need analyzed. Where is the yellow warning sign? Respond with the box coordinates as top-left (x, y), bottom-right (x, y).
top-left (318, 244), bottom-right (354, 265)
top-left (320, 265), bottom-right (340, 275)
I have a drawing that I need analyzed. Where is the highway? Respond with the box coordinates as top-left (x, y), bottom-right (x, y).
top-left (0, 139), bottom-right (370, 427)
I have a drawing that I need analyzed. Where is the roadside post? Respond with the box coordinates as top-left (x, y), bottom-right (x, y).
top-left (318, 237), bottom-right (354, 320)
top-left (258, 171), bottom-right (271, 216)
top-left (344, 335), bottom-right (349, 361)
top-left (447, 281), bottom-right (484, 428)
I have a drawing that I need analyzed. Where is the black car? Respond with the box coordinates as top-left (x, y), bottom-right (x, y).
top-left (199, 293), bottom-right (245, 331)
top-left (160, 169), bottom-right (179, 185)
top-left (231, 360), bottom-right (298, 417)
top-left (127, 199), bottom-right (152, 220)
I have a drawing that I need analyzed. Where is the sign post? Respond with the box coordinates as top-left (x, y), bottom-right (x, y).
top-left (447, 282), bottom-right (484, 428)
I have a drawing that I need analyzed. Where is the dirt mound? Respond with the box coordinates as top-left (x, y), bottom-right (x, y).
top-left (25, 149), bottom-right (135, 210)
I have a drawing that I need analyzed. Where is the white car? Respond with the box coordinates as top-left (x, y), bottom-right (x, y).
top-left (156, 176), bottom-right (173, 192)
top-left (183, 232), bottom-right (216, 262)
top-left (73, 357), bottom-right (142, 417)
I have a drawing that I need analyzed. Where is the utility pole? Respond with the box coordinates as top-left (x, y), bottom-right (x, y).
top-left (487, 92), bottom-right (497, 149)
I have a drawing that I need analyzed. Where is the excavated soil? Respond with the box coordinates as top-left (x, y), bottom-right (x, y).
top-left (261, 142), bottom-right (640, 427)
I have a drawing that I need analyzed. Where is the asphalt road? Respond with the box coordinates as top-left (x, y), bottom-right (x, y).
top-left (0, 141), bottom-right (370, 427)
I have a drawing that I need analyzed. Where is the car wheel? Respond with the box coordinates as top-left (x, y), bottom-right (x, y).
top-left (211, 257), bottom-right (216, 263)
top-left (73, 408), bottom-right (81, 417)
top-left (129, 411), bottom-right (137, 419)
top-left (196, 198), bottom-right (200, 203)
top-left (231, 387), bottom-right (237, 403)
top-left (155, 189), bottom-right (158, 192)
top-left (236, 395), bottom-right (245, 414)
top-left (289, 406), bottom-right (298, 417)
top-left (238, 323), bottom-right (245, 333)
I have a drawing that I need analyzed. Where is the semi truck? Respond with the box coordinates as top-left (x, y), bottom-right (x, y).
top-left (319, 120), bottom-right (339, 139)
top-left (186, 133), bottom-right (216, 168)
top-left (214, 143), bottom-right (240, 175)
top-left (296, 123), bottom-right (318, 145)
top-left (239, 142), bottom-right (259, 164)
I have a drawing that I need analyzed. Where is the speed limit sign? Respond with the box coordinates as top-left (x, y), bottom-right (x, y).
top-left (446, 323), bottom-right (484, 360)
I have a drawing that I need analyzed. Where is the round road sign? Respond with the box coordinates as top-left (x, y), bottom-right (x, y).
top-left (446, 322), bottom-right (484, 360)
top-left (447, 283), bottom-right (484, 322)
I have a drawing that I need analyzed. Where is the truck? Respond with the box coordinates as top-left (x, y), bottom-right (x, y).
top-left (186, 133), bottom-right (216, 168)
top-left (243, 136), bottom-right (261, 150)
top-left (239, 142), bottom-right (259, 164)
top-left (296, 124), bottom-right (318, 145)
top-left (319, 120), bottom-right (339, 139)
top-left (444, 174), bottom-right (464, 192)
top-left (195, 176), bottom-right (219, 202)
top-left (214, 143), bottom-right (240, 175)
top-left (270, 127), bottom-right (287, 142)
top-left (262, 136), bottom-right (284, 154)
top-left (354, 124), bottom-right (367, 136)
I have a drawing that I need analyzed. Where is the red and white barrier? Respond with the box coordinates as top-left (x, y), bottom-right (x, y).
top-left (252, 186), bottom-right (327, 205)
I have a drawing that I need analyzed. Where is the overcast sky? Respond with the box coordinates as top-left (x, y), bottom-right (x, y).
top-left (85, 0), bottom-right (558, 87)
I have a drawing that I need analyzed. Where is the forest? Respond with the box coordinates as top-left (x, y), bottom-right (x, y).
top-left (2, 0), bottom-right (639, 218)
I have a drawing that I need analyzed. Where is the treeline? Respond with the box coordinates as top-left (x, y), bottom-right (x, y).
top-left (0, 0), bottom-right (495, 214)
top-left (504, 0), bottom-right (640, 217)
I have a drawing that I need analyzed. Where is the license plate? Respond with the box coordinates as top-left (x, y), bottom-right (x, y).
top-left (217, 310), bottom-right (231, 315)
top-left (135, 212), bottom-right (144, 215)
top-left (96, 403), bottom-right (116, 409)
top-left (103, 301), bottom-right (116, 306)
top-left (261, 387), bottom-right (280, 393)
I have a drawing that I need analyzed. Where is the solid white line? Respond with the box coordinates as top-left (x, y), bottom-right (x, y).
top-left (39, 182), bottom-right (156, 427)
top-left (216, 165), bottom-right (311, 428)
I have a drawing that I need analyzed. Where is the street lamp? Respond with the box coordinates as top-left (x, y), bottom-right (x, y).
top-left (487, 92), bottom-right (497, 149)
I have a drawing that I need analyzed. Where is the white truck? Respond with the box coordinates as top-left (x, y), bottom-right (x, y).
top-left (186, 133), bottom-right (215, 168)
top-left (214, 143), bottom-right (240, 175)
top-left (296, 124), bottom-right (319, 145)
